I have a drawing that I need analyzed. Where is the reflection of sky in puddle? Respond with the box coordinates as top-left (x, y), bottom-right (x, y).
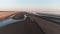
top-left (38, 11), bottom-right (60, 16)
top-left (0, 18), bottom-right (21, 28)
top-left (0, 14), bottom-right (27, 28)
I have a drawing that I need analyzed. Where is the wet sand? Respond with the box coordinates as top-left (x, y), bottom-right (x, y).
top-left (0, 12), bottom-right (43, 34)
top-left (1, 12), bottom-right (60, 34)
top-left (0, 16), bottom-right (42, 34)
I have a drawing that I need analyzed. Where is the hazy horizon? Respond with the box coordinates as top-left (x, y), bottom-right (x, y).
top-left (0, 0), bottom-right (60, 11)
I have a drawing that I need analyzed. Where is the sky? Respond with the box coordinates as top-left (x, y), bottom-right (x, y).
top-left (0, 0), bottom-right (60, 11)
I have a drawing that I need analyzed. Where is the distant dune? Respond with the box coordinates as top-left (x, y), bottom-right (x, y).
top-left (0, 11), bottom-right (17, 19)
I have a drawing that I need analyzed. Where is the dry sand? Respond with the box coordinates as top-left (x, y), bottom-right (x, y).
top-left (0, 11), bottom-right (17, 19)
